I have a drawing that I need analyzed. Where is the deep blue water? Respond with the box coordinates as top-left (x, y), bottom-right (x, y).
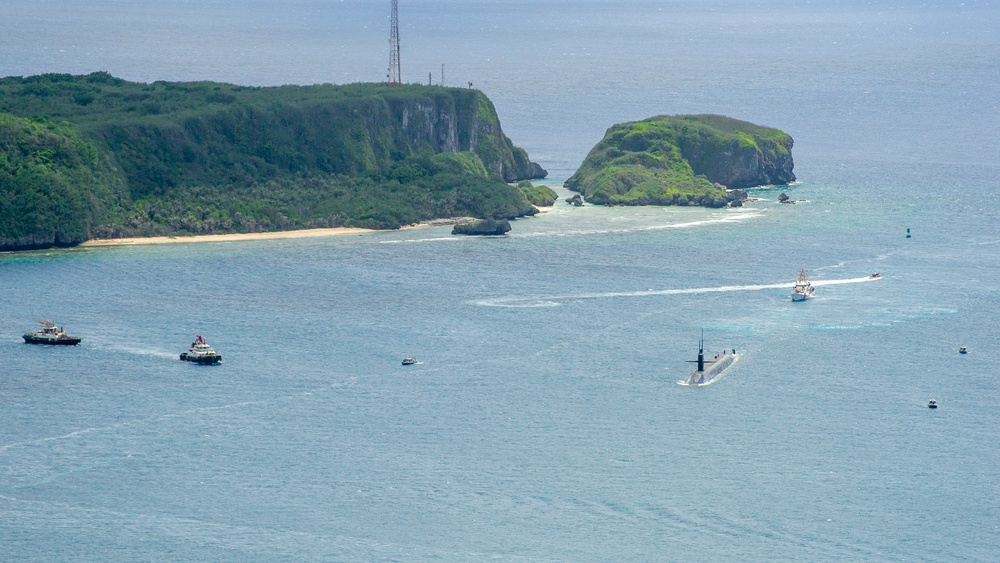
top-left (3, 1), bottom-right (1000, 560)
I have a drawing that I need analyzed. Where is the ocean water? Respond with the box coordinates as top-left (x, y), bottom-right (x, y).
top-left (3, 1), bottom-right (1000, 560)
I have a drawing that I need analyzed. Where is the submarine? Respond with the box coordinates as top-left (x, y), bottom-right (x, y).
top-left (677, 332), bottom-right (737, 386)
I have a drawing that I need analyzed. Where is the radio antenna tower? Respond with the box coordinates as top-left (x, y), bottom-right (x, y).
top-left (388, 0), bottom-right (401, 86)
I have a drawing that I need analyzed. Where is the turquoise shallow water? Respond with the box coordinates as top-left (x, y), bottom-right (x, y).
top-left (3, 0), bottom-right (1000, 559)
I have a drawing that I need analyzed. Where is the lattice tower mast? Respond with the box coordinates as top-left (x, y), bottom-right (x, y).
top-left (388, 0), bottom-right (401, 86)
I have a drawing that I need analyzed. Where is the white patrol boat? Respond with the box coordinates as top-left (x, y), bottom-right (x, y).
top-left (791, 269), bottom-right (815, 301)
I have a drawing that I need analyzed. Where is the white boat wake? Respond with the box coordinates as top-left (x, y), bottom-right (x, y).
top-left (86, 342), bottom-right (178, 359)
top-left (473, 276), bottom-right (880, 307)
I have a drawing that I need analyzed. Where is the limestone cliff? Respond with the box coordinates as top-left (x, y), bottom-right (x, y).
top-left (390, 91), bottom-right (546, 182)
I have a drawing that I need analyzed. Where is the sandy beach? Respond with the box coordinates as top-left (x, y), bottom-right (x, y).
top-left (75, 210), bottom-right (551, 248)
top-left (76, 222), bottom-right (451, 247)
top-left (78, 226), bottom-right (388, 247)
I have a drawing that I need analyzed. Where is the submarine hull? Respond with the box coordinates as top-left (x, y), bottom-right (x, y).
top-left (678, 352), bottom-right (737, 386)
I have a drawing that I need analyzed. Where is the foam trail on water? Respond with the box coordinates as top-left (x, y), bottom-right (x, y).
top-left (516, 211), bottom-right (764, 239)
top-left (379, 237), bottom-right (462, 244)
top-left (811, 276), bottom-right (880, 286)
top-left (644, 211), bottom-right (763, 230)
top-left (473, 276), bottom-right (880, 307)
top-left (380, 210), bottom-right (765, 244)
top-left (92, 343), bottom-right (178, 359)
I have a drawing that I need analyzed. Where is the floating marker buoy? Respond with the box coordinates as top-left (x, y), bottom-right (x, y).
top-left (906, 228), bottom-right (911, 238)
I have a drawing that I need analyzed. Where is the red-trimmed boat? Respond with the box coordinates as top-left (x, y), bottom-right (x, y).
top-left (180, 335), bottom-right (222, 364)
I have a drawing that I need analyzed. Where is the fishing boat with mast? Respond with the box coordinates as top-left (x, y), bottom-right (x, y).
top-left (677, 332), bottom-right (737, 386)
top-left (23, 321), bottom-right (82, 345)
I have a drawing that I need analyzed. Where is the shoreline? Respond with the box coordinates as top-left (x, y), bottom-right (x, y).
top-left (78, 222), bottom-right (453, 248)
top-left (78, 227), bottom-right (388, 247)
top-left (76, 209), bottom-right (553, 248)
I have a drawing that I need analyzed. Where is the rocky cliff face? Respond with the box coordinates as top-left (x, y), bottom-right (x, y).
top-left (396, 98), bottom-right (462, 154)
top-left (677, 127), bottom-right (794, 189)
top-left (389, 90), bottom-right (546, 182)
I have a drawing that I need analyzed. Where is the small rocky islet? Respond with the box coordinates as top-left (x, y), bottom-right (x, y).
top-left (565, 114), bottom-right (795, 208)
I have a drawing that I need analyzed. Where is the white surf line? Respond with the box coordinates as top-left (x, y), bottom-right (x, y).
top-left (380, 210), bottom-right (764, 243)
top-left (644, 211), bottom-right (763, 230)
top-left (522, 211), bottom-right (764, 238)
top-left (474, 276), bottom-right (880, 307)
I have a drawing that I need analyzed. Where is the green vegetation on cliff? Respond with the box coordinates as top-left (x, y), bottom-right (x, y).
top-left (0, 114), bottom-right (127, 249)
top-left (0, 72), bottom-right (546, 250)
top-left (565, 114), bottom-right (794, 207)
top-left (515, 181), bottom-right (558, 207)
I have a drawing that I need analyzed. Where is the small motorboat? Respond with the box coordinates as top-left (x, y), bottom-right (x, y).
top-left (870, 272), bottom-right (881, 279)
top-left (928, 399), bottom-right (938, 409)
top-left (959, 346), bottom-right (968, 354)
top-left (402, 357), bottom-right (417, 365)
top-left (23, 321), bottom-right (82, 345)
top-left (180, 335), bottom-right (222, 364)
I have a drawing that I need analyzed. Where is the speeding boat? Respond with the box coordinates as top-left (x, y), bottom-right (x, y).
top-left (23, 321), bottom-right (82, 345)
top-left (791, 269), bottom-right (815, 302)
top-left (180, 335), bottom-right (222, 364)
top-left (870, 272), bottom-right (881, 279)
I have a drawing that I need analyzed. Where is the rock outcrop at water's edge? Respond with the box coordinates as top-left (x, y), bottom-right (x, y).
top-left (0, 73), bottom-right (546, 251)
top-left (565, 114), bottom-right (794, 208)
top-left (451, 218), bottom-right (512, 236)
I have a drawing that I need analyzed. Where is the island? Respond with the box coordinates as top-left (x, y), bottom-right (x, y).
top-left (564, 114), bottom-right (794, 207)
top-left (0, 72), bottom-right (548, 251)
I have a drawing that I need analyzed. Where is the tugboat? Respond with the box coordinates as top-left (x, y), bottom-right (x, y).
top-left (791, 269), bottom-right (815, 302)
top-left (402, 357), bottom-right (417, 365)
top-left (959, 346), bottom-right (968, 354)
top-left (180, 335), bottom-right (222, 364)
top-left (23, 321), bottom-right (82, 345)
top-left (677, 332), bottom-right (737, 386)
top-left (928, 398), bottom-right (938, 409)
